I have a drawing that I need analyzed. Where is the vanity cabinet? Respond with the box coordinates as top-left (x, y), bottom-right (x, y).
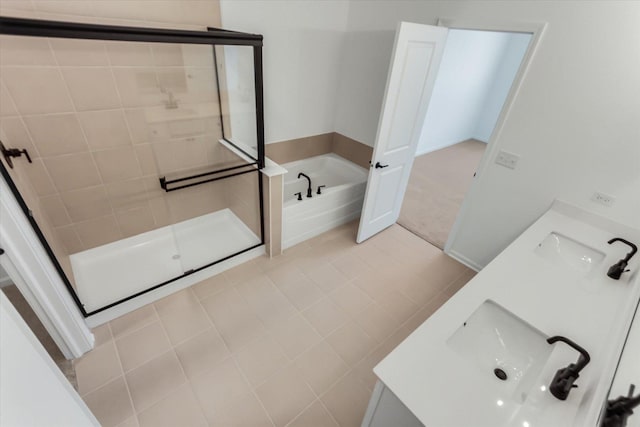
top-left (362, 382), bottom-right (423, 427)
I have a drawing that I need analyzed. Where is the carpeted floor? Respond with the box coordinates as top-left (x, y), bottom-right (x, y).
top-left (397, 139), bottom-right (486, 249)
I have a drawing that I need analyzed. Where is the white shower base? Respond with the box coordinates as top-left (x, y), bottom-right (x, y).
top-left (70, 208), bottom-right (260, 314)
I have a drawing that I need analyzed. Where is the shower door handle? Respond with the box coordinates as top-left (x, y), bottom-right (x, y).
top-left (374, 162), bottom-right (389, 169)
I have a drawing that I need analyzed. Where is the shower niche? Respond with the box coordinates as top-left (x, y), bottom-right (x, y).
top-left (0, 17), bottom-right (265, 317)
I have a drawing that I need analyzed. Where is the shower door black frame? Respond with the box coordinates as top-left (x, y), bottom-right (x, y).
top-left (0, 16), bottom-right (266, 317)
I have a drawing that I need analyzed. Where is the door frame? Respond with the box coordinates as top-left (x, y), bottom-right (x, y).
top-left (0, 177), bottom-right (93, 359)
top-left (438, 18), bottom-right (547, 270)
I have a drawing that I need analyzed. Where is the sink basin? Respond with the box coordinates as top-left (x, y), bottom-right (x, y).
top-left (446, 300), bottom-right (552, 403)
top-left (535, 232), bottom-right (605, 274)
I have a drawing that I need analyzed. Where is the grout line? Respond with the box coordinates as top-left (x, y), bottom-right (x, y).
top-left (105, 328), bottom-right (139, 426)
top-left (229, 356), bottom-right (277, 427)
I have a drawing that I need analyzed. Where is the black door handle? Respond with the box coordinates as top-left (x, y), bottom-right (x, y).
top-left (375, 162), bottom-right (389, 169)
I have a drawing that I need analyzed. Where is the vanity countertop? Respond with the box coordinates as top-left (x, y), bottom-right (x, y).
top-left (374, 201), bottom-right (640, 427)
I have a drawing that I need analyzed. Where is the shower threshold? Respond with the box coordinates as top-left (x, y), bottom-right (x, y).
top-left (70, 209), bottom-right (261, 314)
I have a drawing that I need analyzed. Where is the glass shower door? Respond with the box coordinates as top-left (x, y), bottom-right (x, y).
top-left (0, 18), bottom-right (264, 315)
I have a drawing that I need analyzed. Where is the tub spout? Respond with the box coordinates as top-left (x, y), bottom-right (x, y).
top-left (297, 173), bottom-right (312, 198)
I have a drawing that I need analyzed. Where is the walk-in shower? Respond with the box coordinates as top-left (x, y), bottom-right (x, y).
top-left (0, 17), bottom-right (265, 317)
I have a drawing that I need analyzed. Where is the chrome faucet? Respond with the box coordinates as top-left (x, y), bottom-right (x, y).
top-left (297, 173), bottom-right (312, 198)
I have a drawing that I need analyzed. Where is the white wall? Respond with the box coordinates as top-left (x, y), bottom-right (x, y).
top-left (220, 0), bottom-right (350, 144)
top-left (473, 32), bottom-right (531, 142)
top-left (416, 29), bottom-right (518, 155)
top-left (336, 1), bottom-right (640, 267)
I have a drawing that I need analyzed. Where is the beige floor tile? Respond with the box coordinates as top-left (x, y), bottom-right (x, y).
top-left (330, 252), bottom-right (369, 280)
top-left (91, 323), bottom-right (113, 347)
top-left (236, 275), bottom-right (298, 329)
top-left (320, 371), bottom-right (372, 427)
top-left (174, 329), bottom-right (230, 380)
top-left (268, 266), bottom-right (324, 310)
top-left (269, 314), bottom-right (322, 359)
top-left (190, 358), bottom-right (252, 423)
top-left (287, 400), bottom-right (338, 427)
top-left (398, 268), bottom-right (454, 306)
top-left (304, 263), bottom-right (350, 294)
top-left (371, 290), bottom-right (419, 324)
top-left (210, 392), bottom-right (274, 427)
top-left (83, 212), bottom-right (472, 427)
top-left (201, 288), bottom-right (266, 352)
top-left (302, 298), bottom-right (350, 337)
top-left (234, 336), bottom-right (288, 387)
top-left (352, 241), bottom-right (395, 270)
top-left (293, 341), bottom-right (349, 396)
top-left (402, 289), bottom-right (451, 333)
top-left (351, 332), bottom-right (409, 393)
top-left (125, 351), bottom-right (186, 412)
top-left (352, 303), bottom-right (400, 343)
top-left (328, 283), bottom-right (373, 317)
top-left (350, 269), bottom-right (392, 301)
top-left (192, 273), bottom-right (232, 300)
top-left (404, 253), bottom-right (469, 297)
top-left (158, 304), bottom-right (211, 346)
top-left (255, 364), bottom-right (316, 427)
top-left (83, 377), bottom-right (134, 427)
top-left (137, 383), bottom-right (207, 427)
top-left (116, 321), bottom-right (171, 372)
top-left (115, 416), bottom-right (139, 427)
top-left (153, 288), bottom-right (200, 317)
top-left (110, 305), bottom-right (158, 339)
top-left (75, 341), bottom-right (122, 395)
top-left (326, 321), bottom-right (377, 367)
top-left (223, 260), bottom-right (263, 284)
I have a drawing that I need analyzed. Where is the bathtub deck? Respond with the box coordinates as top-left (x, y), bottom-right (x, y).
top-left (70, 209), bottom-right (260, 313)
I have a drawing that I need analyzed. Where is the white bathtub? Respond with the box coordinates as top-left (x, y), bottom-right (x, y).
top-left (282, 153), bottom-right (368, 249)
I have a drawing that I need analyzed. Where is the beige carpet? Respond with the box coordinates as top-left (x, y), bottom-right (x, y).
top-left (398, 139), bottom-right (486, 249)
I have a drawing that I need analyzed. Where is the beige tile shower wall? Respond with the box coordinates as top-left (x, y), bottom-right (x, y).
top-left (0, 1), bottom-right (228, 254)
top-left (264, 132), bottom-right (373, 168)
top-left (331, 132), bottom-right (373, 169)
top-left (0, 1), bottom-right (221, 30)
top-left (265, 133), bottom-right (333, 164)
top-left (224, 169), bottom-right (262, 239)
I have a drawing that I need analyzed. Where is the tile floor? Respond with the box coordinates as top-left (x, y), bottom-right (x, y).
top-left (74, 221), bottom-right (475, 427)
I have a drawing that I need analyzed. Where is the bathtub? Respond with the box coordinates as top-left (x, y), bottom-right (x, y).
top-left (282, 153), bottom-right (368, 249)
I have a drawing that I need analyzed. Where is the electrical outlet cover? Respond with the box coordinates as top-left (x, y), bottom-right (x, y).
top-left (591, 192), bottom-right (615, 207)
top-left (495, 150), bottom-right (520, 170)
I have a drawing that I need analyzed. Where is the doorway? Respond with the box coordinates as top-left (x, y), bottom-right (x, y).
top-left (397, 29), bottom-right (533, 249)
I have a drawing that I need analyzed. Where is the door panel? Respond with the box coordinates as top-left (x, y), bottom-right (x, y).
top-left (357, 22), bottom-right (448, 243)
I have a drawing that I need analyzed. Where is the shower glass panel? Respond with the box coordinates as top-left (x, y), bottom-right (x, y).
top-left (0, 17), bottom-right (264, 316)
top-left (216, 45), bottom-right (258, 158)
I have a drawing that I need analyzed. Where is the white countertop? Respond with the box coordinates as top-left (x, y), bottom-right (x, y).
top-left (375, 201), bottom-right (640, 427)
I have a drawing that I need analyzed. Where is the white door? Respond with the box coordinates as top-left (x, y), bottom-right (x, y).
top-left (357, 22), bottom-right (448, 243)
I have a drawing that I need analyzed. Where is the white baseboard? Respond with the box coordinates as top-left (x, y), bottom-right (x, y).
top-left (445, 248), bottom-right (483, 272)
